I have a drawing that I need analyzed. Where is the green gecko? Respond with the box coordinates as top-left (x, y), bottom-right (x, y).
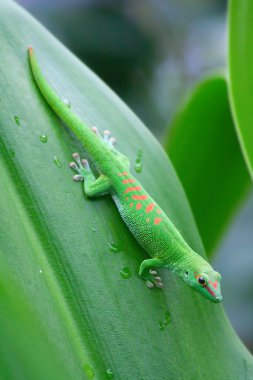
top-left (28, 47), bottom-right (222, 303)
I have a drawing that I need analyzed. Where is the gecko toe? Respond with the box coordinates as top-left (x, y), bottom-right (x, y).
top-left (146, 280), bottom-right (154, 288)
top-left (81, 159), bottom-right (89, 169)
top-left (109, 137), bottom-right (116, 146)
top-left (69, 161), bottom-right (79, 172)
top-left (91, 126), bottom-right (101, 137)
top-left (73, 174), bottom-right (84, 181)
top-left (72, 152), bottom-right (80, 160)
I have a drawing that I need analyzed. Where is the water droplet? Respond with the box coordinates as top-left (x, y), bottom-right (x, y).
top-left (53, 156), bottom-right (62, 168)
top-left (108, 242), bottom-right (120, 253)
top-left (158, 321), bottom-right (165, 331)
top-left (105, 368), bottom-right (114, 379)
top-left (40, 134), bottom-right (48, 143)
top-left (120, 267), bottom-right (132, 279)
top-left (63, 98), bottom-right (71, 108)
top-left (39, 268), bottom-right (43, 274)
top-left (82, 363), bottom-right (94, 378)
top-left (164, 310), bottom-right (171, 325)
top-left (9, 148), bottom-right (15, 158)
top-left (14, 116), bottom-right (20, 126)
top-left (134, 150), bottom-right (143, 173)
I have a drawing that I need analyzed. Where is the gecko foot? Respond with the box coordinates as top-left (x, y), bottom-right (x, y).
top-left (91, 126), bottom-right (116, 148)
top-left (103, 130), bottom-right (116, 147)
top-left (69, 152), bottom-right (90, 181)
top-left (146, 270), bottom-right (164, 289)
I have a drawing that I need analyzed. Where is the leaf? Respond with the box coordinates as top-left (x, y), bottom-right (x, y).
top-left (228, 0), bottom-right (253, 179)
top-left (0, 1), bottom-right (253, 379)
top-left (165, 76), bottom-right (251, 256)
top-left (0, 262), bottom-right (72, 380)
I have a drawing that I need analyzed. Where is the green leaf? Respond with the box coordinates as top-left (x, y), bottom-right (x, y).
top-left (0, 1), bottom-right (253, 379)
top-left (165, 76), bottom-right (251, 256)
top-left (0, 262), bottom-right (72, 380)
top-left (228, 0), bottom-right (253, 179)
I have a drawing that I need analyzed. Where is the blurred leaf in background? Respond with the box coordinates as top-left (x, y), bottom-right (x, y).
top-left (228, 0), bottom-right (253, 180)
top-left (165, 76), bottom-right (251, 256)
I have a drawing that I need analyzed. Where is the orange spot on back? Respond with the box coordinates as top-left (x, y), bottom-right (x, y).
top-left (146, 218), bottom-right (150, 223)
top-left (129, 202), bottom-right (134, 208)
top-left (118, 171), bottom-right (128, 176)
top-left (124, 186), bottom-right (141, 194)
top-left (122, 179), bottom-right (135, 184)
top-left (157, 210), bottom-right (162, 214)
top-left (154, 217), bottom-right (162, 225)
top-left (136, 203), bottom-right (142, 210)
top-left (146, 203), bottom-right (155, 213)
top-left (132, 195), bottom-right (148, 200)
top-left (125, 197), bottom-right (129, 201)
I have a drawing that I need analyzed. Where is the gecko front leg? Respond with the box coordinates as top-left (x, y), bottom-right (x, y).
top-left (139, 258), bottom-right (164, 289)
top-left (69, 152), bottom-right (111, 197)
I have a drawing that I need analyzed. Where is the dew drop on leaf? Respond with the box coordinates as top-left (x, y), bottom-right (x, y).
top-left (105, 367), bottom-right (114, 379)
top-left (120, 267), bottom-right (132, 279)
top-left (40, 134), bottom-right (48, 143)
top-left (63, 98), bottom-right (71, 108)
top-left (134, 149), bottom-right (143, 173)
top-left (107, 242), bottom-right (120, 253)
top-left (164, 310), bottom-right (171, 325)
top-left (53, 156), bottom-right (62, 168)
top-left (158, 321), bottom-right (165, 331)
top-left (9, 148), bottom-right (15, 158)
top-left (14, 115), bottom-right (20, 126)
top-left (82, 363), bottom-right (95, 379)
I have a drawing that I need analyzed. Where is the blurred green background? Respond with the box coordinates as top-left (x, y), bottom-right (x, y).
top-left (17, 0), bottom-right (253, 351)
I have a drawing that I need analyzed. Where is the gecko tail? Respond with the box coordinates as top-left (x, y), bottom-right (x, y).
top-left (27, 47), bottom-right (96, 148)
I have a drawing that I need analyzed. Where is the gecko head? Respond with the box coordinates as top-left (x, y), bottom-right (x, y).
top-left (184, 269), bottom-right (222, 303)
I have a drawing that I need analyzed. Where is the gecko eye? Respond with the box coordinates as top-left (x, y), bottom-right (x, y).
top-left (196, 275), bottom-right (206, 286)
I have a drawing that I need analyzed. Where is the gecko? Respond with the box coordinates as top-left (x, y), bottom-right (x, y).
top-left (28, 47), bottom-right (222, 303)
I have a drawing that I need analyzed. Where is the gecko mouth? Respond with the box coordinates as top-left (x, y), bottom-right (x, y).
top-left (204, 285), bottom-right (222, 302)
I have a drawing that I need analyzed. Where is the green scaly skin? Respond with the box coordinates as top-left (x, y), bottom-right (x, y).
top-left (28, 47), bottom-right (222, 303)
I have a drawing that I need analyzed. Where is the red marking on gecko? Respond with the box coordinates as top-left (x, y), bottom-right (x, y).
top-left (157, 210), bottom-right (162, 214)
top-left (118, 172), bottom-right (128, 176)
top-left (129, 202), bottom-right (134, 208)
top-left (146, 218), bottom-right (150, 223)
top-left (146, 203), bottom-right (155, 213)
top-left (132, 195), bottom-right (148, 200)
top-left (136, 203), bottom-right (142, 210)
top-left (154, 217), bottom-right (162, 225)
top-left (125, 197), bottom-right (129, 201)
top-left (124, 186), bottom-right (141, 194)
top-left (204, 285), bottom-right (215, 297)
top-left (122, 179), bottom-right (135, 184)
top-left (209, 280), bottom-right (218, 289)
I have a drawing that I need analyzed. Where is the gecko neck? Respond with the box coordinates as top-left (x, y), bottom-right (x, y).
top-left (166, 247), bottom-right (211, 277)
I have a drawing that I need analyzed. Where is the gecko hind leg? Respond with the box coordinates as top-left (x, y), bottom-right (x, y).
top-left (139, 258), bottom-right (164, 289)
top-left (91, 126), bottom-right (116, 148)
top-left (91, 126), bottom-right (130, 169)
